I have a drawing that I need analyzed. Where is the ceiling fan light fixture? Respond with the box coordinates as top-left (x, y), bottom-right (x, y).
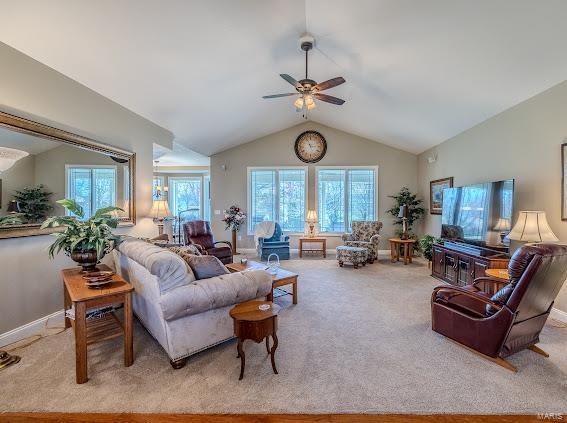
top-left (294, 97), bottom-right (304, 109)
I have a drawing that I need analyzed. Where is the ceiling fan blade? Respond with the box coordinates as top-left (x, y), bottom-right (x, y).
top-left (280, 74), bottom-right (302, 90)
top-left (262, 93), bottom-right (297, 99)
top-left (313, 77), bottom-right (345, 92)
top-left (313, 93), bottom-right (345, 105)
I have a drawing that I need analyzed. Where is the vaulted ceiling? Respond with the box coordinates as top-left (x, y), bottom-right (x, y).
top-left (2, 0), bottom-right (567, 156)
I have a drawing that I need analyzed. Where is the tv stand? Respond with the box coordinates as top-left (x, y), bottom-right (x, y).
top-left (432, 241), bottom-right (510, 288)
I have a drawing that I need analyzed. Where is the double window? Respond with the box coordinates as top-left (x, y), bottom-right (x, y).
top-left (66, 166), bottom-right (117, 219)
top-left (248, 167), bottom-right (307, 234)
top-left (316, 167), bottom-right (377, 233)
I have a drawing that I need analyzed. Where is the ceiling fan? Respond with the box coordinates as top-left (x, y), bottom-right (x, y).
top-left (262, 34), bottom-right (346, 116)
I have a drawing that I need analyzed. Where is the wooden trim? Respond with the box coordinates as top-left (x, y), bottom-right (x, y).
top-left (0, 414), bottom-right (546, 423)
top-left (0, 110), bottom-right (136, 239)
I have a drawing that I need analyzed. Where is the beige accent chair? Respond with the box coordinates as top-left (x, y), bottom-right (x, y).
top-left (341, 220), bottom-right (383, 263)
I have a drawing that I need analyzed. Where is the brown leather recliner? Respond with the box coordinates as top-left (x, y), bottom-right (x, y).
top-left (431, 243), bottom-right (567, 372)
top-left (182, 220), bottom-right (233, 264)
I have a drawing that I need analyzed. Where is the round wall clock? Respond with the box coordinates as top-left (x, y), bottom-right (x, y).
top-left (294, 131), bottom-right (327, 163)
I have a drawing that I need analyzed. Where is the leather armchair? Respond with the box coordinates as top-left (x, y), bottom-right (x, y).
top-left (342, 220), bottom-right (383, 263)
top-left (183, 220), bottom-right (233, 264)
top-left (258, 222), bottom-right (290, 260)
top-left (431, 243), bottom-right (567, 371)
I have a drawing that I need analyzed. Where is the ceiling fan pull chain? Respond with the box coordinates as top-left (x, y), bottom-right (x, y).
top-left (305, 49), bottom-right (308, 79)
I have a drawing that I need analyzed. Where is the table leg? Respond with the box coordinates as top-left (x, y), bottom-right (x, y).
top-left (267, 290), bottom-right (274, 302)
top-left (409, 244), bottom-right (414, 264)
top-left (265, 336), bottom-right (270, 353)
top-left (299, 240), bottom-right (303, 258)
top-left (74, 301), bottom-right (88, 384)
top-left (63, 284), bottom-right (72, 329)
top-left (270, 333), bottom-right (278, 375)
top-left (390, 242), bottom-right (395, 263)
top-left (292, 279), bottom-right (298, 305)
top-left (237, 339), bottom-right (245, 380)
top-left (404, 244), bottom-right (409, 265)
top-left (323, 240), bottom-right (326, 258)
top-left (124, 292), bottom-right (134, 367)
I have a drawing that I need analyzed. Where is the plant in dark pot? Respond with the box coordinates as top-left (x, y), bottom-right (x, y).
top-left (41, 199), bottom-right (123, 272)
top-left (419, 234), bottom-right (440, 268)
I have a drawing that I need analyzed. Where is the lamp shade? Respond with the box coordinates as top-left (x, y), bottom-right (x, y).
top-left (398, 205), bottom-right (408, 219)
top-left (493, 217), bottom-right (511, 231)
top-left (507, 211), bottom-right (559, 242)
top-left (306, 210), bottom-right (318, 222)
top-left (150, 199), bottom-right (171, 220)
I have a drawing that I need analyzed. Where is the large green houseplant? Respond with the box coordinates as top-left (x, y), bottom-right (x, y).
top-left (41, 199), bottom-right (123, 271)
top-left (14, 184), bottom-right (53, 223)
top-left (386, 187), bottom-right (425, 239)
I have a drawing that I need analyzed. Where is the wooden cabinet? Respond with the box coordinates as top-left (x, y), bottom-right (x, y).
top-left (431, 242), bottom-right (509, 287)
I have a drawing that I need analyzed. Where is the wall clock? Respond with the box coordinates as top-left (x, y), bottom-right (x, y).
top-left (294, 131), bottom-right (327, 163)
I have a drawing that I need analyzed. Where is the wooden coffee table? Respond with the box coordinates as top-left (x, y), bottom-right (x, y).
top-left (226, 260), bottom-right (299, 304)
top-left (229, 300), bottom-right (280, 380)
top-left (389, 238), bottom-right (416, 265)
top-left (62, 264), bottom-right (134, 384)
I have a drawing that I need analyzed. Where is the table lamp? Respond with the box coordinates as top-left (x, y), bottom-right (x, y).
top-left (506, 211), bottom-right (559, 244)
top-left (306, 210), bottom-right (318, 238)
top-left (493, 217), bottom-right (511, 244)
top-left (150, 198), bottom-right (172, 236)
top-left (398, 204), bottom-right (409, 240)
top-left (6, 200), bottom-right (20, 214)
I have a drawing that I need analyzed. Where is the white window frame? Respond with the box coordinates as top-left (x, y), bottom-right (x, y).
top-left (168, 176), bottom-right (203, 219)
top-left (315, 165), bottom-right (378, 235)
top-left (247, 166), bottom-right (308, 236)
top-left (65, 164), bottom-right (118, 217)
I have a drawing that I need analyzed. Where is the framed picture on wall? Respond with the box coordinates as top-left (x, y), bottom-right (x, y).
top-left (562, 143), bottom-right (567, 220)
top-left (430, 177), bottom-right (453, 215)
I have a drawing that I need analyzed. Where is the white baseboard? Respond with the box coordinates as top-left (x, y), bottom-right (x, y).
top-left (0, 309), bottom-right (65, 348)
top-left (550, 307), bottom-right (567, 324)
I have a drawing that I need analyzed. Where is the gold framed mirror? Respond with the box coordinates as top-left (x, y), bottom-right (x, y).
top-left (0, 111), bottom-right (135, 239)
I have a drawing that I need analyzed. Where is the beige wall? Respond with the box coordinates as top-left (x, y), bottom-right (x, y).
top-left (0, 42), bottom-right (173, 336)
top-left (210, 121), bottom-right (418, 250)
top-left (417, 80), bottom-right (567, 313)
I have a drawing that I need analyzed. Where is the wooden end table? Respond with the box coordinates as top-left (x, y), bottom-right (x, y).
top-left (299, 237), bottom-right (327, 258)
top-left (485, 268), bottom-right (510, 282)
top-left (229, 300), bottom-right (280, 380)
top-left (389, 238), bottom-right (416, 265)
top-left (226, 260), bottom-right (299, 304)
top-left (62, 264), bottom-right (134, 384)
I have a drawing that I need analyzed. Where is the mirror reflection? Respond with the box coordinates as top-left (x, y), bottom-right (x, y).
top-left (0, 126), bottom-right (131, 228)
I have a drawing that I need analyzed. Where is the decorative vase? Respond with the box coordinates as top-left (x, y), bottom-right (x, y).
top-left (231, 229), bottom-right (239, 255)
top-left (70, 250), bottom-right (99, 272)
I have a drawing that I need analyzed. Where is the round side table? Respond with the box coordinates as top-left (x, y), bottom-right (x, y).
top-left (229, 300), bottom-right (281, 380)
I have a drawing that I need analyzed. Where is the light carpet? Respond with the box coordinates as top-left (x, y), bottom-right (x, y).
top-left (1, 254), bottom-right (566, 413)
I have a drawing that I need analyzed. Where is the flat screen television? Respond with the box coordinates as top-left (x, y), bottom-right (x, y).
top-left (441, 179), bottom-right (514, 250)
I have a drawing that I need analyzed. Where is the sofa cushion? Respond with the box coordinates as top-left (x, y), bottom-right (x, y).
top-left (183, 254), bottom-right (230, 280)
top-left (117, 237), bottom-right (195, 293)
top-left (159, 270), bottom-right (273, 321)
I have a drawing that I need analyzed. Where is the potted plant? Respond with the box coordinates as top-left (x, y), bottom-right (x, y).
top-left (41, 199), bottom-right (123, 272)
top-left (13, 184), bottom-right (53, 223)
top-left (386, 187), bottom-right (425, 240)
top-left (419, 234), bottom-right (440, 268)
top-left (222, 205), bottom-right (246, 255)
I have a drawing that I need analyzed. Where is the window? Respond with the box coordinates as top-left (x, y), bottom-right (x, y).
top-left (248, 167), bottom-right (307, 234)
top-left (169, 177), bottom-right (201, 221)
top-left (317, 167), bottom-right (377, 233)
top-left (66, 166), bottom-right (117, 219)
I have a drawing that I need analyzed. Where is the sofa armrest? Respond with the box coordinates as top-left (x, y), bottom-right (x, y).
top-left (431, 285), bottom-right (503, 311)
top-left (214, 240), bottom-right (232, 249)
top-left (282, 235), bottom-right (290, 242)
top-left (342, 233), bottom-right (352, 242)
top-left (369, 234), bottom-right (381, 244)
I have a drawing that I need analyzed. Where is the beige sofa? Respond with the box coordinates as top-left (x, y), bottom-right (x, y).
top-left (112, 237), bottom-right (272, 368)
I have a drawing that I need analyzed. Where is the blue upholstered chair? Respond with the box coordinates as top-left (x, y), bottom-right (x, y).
top-left (258, 222), bottom-right (290, 260)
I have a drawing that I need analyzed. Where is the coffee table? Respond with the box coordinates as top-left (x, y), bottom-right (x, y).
top-left (226, 260), bottom-right (299, 304)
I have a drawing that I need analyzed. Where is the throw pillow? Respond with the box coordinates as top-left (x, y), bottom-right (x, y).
top-left (183, 254), bottom-right (230, 280)
top-left (168, 245), bottom-right (202, 256)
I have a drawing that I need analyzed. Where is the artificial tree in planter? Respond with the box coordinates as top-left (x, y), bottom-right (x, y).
top-left (13, 184), bottom-right (53, 223)
top-left (386, 187), bottom-right (426, 241)
top-left (41, 199), bottom-right (123, 272)
top-left (222, 205), bottom-right (246, 255)
top-left (419, 234), bottom-right (440, 268)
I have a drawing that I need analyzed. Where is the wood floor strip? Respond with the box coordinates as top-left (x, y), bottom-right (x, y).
top-left (0, 413), bottom-right (546, 423)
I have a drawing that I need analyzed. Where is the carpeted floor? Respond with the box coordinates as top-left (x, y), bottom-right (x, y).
top-left (1, 254), bottom-right (566, 413)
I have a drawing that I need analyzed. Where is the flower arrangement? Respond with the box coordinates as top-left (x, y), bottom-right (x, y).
top-left (222, 205), bottom-right (246, 232)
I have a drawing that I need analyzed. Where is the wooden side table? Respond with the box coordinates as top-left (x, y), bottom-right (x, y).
top-left (299, 237), bottom-right (327, 258)
top-left (485, 268), bottom-right (510, 282)
top-left (62, 264), bottom-right (134, 384)
top-left (389, 238), bottom-right (416, 265)
top-left (229, 300), bottom-right (280, 380)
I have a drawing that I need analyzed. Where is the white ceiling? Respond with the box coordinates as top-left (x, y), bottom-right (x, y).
top-left (1, 0), bottom-right (567, 155)
top-left (0, 126), bottom-right (60, 154)
top-left (153, 142), bottom-right (210, 167)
